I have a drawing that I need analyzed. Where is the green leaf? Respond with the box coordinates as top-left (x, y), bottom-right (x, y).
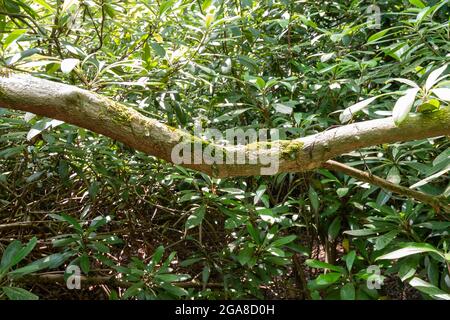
top-left (122, 282), bottom-right (144, 299)
top-left (34, 0), bottom-right (54, 11)
top-left (202, 264), bottom-right (210, 286)
top-left (305, 259), bottom-right (345, 274)
top-left (9, 263), bottom-right (43, 278)
top-left (271, 235), bottom-right (296, 247)
top-left (253, 184), bottom-right (267, 205)
top-left (264, 256), bottom-right (290, 266)
top-left (244, 76), bottom-right (266, 90)
top-left (256, 78), bottom-right (265, 90)
top-left (386, 166), bottom-right (401, 184)
top-left (367, 29), bottom-right (389, 43)
top-left (60, 58), bottom-right (80, 74)
top-left (79, 254), bottom-right (90, 274)
top-left (273, 103), bottom-right (293, 114)
top-left (345, 251), bottom-right (356, 272)
top-left (425, 65), bottom-right (447, 91)
top-left (410, 166), bottom-right (450, 189)
top-left (27, 118), bottom-right (64, 141)
top-left (88, 241), bottom-right (110, 253)
top-left (150, 42), bottom-right (166, 58)
top-left (314, 272), bottom-right (342, 286)
top-left (215, 108), bottom-right (251, 122)
top-left (432, 88), bottom-right (450, 101)
top-left (298, 14), bottom-right (317, 29)
top-left (238, 55), bottom-right (258, 72)
top-left (142, 41), bottom-right (151, 62)
top-left (0, 146), bottom-right (26, 159)
top-left (415, 221), bottom-right (450, 231)
top-left (50, 214), bottom-right (83, 233)
top-left (328, 217), bottom-right (341, 241)
top-left (52, 236), bottom-right (78, 248)
top-left (445, 253), bottom-right (450, 262)
top-left (409, 0), bottom-right (426, 8)
top-left (340, 97), bottom-right (377, 123)
top-left (308, 186), bottom-right (319, 213)
top-left (417, 99), bottom-right (440, 113)
top-left (340, 283), bottom-right (355, 300)
top-left (58, 160), bottom-right (69, 180)
top-left (398, 258), bottom-right (418, 281)
top-left (374, 230), bottom-right (400, 251)
top-left (162, 252), bottom-right (177, 270)
top-left (1, 240), bottom-right (22, 270)
top-left (10, 253), bottom-right (71, 278)
top-left (62, 0), bottom-right (79, 12)
top-left (336, 187), bottom-right (349, 198)
top-left (392, 88), bottom-right (419, 125)
top-left (10, 237), bottom-right (37, 267)
top-left (246, 223), bottom-right (261, 244)
top-left (179, 257), bottom-right (203, 267)
top-left (376, 243), bottom-right (444, 261)
top-left (201, 0), bottom-right (213, 12)
top-left (89, 216), bottom-right (110, 231)
top-left (205, 13), bottom-right (215, 28)
top-left (26, 171), bottom-right (44, 183)
top-left (155, 273), bottom-right (190, 282)
top-left (185, 205), bottom-right (206, 230)
top-left (159, 0), bottom-right (176, 16)
top-left (427, 259), bottom-right (439, 287)
top-left (161, 283), bottom-right (188, 297)
top-left (344, 229), bottom-right (380, 236)
top-left (266, 247), bottom-right (286, 257)
top-left (391, 78), bottom-right (419, 88)
top-left (408, 277), bottom-right (450, 300)
top-left (415, 6), bottom-right (433, 24)
top-left (3, 29), bottom-right (27, 50)
top-left (149, 245), bottom-right (165, 270)
top-left (2, 286), bottom-right (39, 300)
top-left (237, 246), bottom-right (254, 266)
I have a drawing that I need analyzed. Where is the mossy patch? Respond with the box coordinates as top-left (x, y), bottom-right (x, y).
top-left (167, 125), bottom-right (180, 132)
top-left (280, 140), bottom-right (304, 160)
top-left (0, 68), bottom-right (12, 78)
top-left (423, 106), bottom-right (450, 121)
top-left (246, 141), bottom-right (274, 150)
top-left (104, 101), bottom-right (133, 125)
top-left (244, 140), bottom-right (304, 159)
top-left (402, 106), bottom-right (450, 128)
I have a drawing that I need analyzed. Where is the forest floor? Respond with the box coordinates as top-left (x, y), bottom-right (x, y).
top-left (0, 197), bottom-right (421, 300)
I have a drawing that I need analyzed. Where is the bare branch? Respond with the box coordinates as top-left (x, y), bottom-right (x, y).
top-left (323, 160), bottom-right (449, 213)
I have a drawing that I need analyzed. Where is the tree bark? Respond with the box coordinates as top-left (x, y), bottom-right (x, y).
top-left (1, 73), bottom-right (449, 178)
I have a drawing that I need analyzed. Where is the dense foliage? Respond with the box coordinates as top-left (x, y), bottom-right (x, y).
top-left (0, 0), bottom-right (449, 300)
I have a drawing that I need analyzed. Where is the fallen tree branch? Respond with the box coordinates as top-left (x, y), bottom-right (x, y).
top-left (0, 73), bottom-right (449, 178)
top-left (17, 273), bottom-right (224, 289)
top-left (323, 160), bottom-right (450, 213)
top-left (0, 221), bottom-right (45, 230)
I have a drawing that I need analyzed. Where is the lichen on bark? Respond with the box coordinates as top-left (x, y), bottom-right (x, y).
top-left (279, 140), bottom-right (304, 160)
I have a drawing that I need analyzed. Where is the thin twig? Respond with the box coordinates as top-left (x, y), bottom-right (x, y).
top-left (322, 160), bottom-right (450, 213)
top-left (16, 273), bottom-right (223, 289)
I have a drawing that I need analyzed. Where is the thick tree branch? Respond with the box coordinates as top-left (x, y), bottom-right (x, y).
top-left (1, 74), bottom-right (449, 178)
top-left (323, 160), bottom-right (449, 213)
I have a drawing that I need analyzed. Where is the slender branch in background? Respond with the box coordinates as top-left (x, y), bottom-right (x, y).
top-left (17, 273), bottom-right (223, 289)
top-left (0, 11), bottom-right (47, 37)
top-left (322, 160), bottom-right (449, 213)
top-left (85, 1), bottom-right (106, 53)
